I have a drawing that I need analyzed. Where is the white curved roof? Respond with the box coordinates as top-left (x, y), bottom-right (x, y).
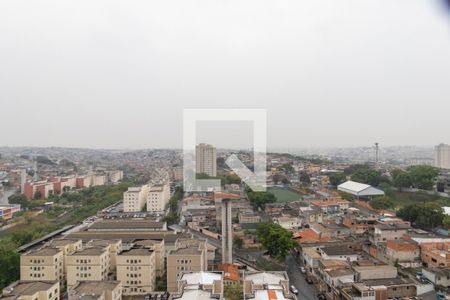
top-left (338, 181), bottom-right (385, 197)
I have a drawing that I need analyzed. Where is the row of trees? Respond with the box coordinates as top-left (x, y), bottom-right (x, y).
top-left (162, 186), bottom-right (183, 225)
top-left (328, 164), bottom-right (439, 192)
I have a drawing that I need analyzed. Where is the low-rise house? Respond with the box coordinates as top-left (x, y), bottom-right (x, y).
top-left (352, 263), bottom-right (397, 281)
top-left (319, 245), bottom-right (359, 261)
top-left (238, 212), bottom-right (261, 225)
top-left (273, 215), bottom-right (302, 230)
top-left (369, 224), bottom-right (410, 246)
top-left (301, 247), bottom-right (321, 275)
top-left (421, 268), bottom-right (450, 288)
top-left (218, 264), bottom-right (240, 286)
top-left (421, 242), bottom-right (450, 268)
top-left (311, 198), bottom-right (350, 214)
top-left (341, 283), bottom-right (376, 300)
top-left (299, 206), bottom-right (323, 224)
top-left (343, 217), bottom-right (377, 235)
top-left (385, 239), bottom-right (420, 267)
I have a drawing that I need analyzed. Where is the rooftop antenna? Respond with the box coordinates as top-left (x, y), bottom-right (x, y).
top-left (375, 142), bottom-right (379, 165)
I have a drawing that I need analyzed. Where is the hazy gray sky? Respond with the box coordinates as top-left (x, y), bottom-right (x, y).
top-left (1, 0), bottom-right (450, 149)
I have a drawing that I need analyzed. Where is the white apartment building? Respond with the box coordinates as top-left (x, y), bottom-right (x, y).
top-left (196, 143), bottom-right (217, 177)
top-left (146, 183), bottom-right (170, 212)
top-left (123, 185), bottom-right (149, 212)
top-left (435, 143), bottom-right (450, 169)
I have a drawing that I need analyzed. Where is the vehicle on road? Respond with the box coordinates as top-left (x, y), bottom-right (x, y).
top-left (305, 277), bottom-right (313, 284)
top-left (300, 267), bottom-right (306, 274)
top-left (290, 285), bottom-right (299, 295)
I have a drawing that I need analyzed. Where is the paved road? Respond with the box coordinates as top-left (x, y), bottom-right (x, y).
top-left (285, 255), bottom-right (318, 300)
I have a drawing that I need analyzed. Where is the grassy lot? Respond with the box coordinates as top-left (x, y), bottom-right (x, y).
top-left (267, 187), bottom-right (302, 203)
top-left (387, 190), bottom-right (450, 209)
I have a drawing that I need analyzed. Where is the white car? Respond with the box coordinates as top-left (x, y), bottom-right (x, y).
top-left (300, 267), bottom-right (306, 274)
top-left (290, 285), bottom-right (299, 295)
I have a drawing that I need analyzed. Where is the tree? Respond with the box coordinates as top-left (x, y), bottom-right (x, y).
top-left (443, 216), bottom-right (450, 229)
top-left (369, 196), bottom-right (394, 210)
top-left (33, 191), bottom-right (42, 200)
top-left (281, 163), bottom-right (294, 173)
top-left (329, 173), bottom-right (347, 186)
top-left (397, 203), bottom-right (444, 230)
top-left (247, 190), bottom-right (276, 210)
top-left (391, 170), bottom-right (412, 191)
top-left (0, 240), bottom-right (20, 290)
top-left (8, 193), bottom-right (30, 209)
top-left (256, 222), bottom-right (296, 260)
top-left (233, 236), bottom-right (243, 249)
top-left (35, 155), bottom-right (55, 165)
top-left (272, 174), bottom-right (280, 185)
top-left (224, 284), bottom-right (243, 300)
top-left (407, 165), bottom-right (439, 190)
top-left (299, 172), bottom-right (311, 185)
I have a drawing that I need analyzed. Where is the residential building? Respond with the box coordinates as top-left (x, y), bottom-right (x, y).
top-left (23, 181), bottom-right (54, 200)
top-left (116, 248), bottom-right (156, 295)
top-left (243, 271), bottom-right (295, 300)
top-left (87, 239), bottom-right (122, 273)
top-left (318, 245), bottom-right (359, 261)
top-left (68, 281), bottom-right (122, 300)
top-left (385, 239), bottom-right (420, 266)
top-left (341, 283), bottom-right (376, 300)
top-left (1, 281), bottom-right (59, 300)
top-left (123, 185), bottom-right (149, 213)
top-left (146, 183), bottom-right (170, 212)
top-left (167, 239), bottom-right (208, 292)
top-left (273, 215), bottom-right (302, 230)
top-left (171, 271), bottom-right (224, 300)
top-left (87, 219), bottom-right (167, 232)
top-left (218, 264), bottom-right (240, 286)
top-left (422, 268), bottom-right (450, 288)
top-left (311, 198), bottom-right (350, 214)
top-left (20, 248), bottom-right (64, 282)
top-left (48, 239), bottom-right (82, 274)
top-left (196, 143), bottom-right (217, 177)
top-left (421, 242), bottom-right (450, 268)
top-left (133, 239), bottom-right (165, 277)
top-left (66, 246), bottom-right (110, 287)
top-left (369, 224), bottom-right (410, 246)
top-left (435, 143), bottom-right (450, 169)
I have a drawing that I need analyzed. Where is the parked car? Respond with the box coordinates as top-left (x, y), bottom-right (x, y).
top-left (300, 267), bottom-right (306, 274)
top-left (305, 277), bottom-right (313, 284)
top-left (290, 285), bottom-right (299, 295)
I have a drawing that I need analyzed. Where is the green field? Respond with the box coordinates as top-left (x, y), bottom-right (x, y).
top-left (267, 187), bottom-right (302, 203)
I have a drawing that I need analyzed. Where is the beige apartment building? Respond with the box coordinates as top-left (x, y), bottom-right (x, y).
top-left (66, 246), bottom-right (110, 287)
top-left (20, 248), bottom-right (64, 282)
top-left (49, 239), bottom-right (82, 274)
top-left (116, 248), bottom-right (156, 295)
top-left (196, 143), bottom-right (217, 177)
top-left (167, 239), bottom-right (208, 292)
top-left (1, 281), bottom-right (59, 300)
top-left (87, 239), bottom-right (122, 273)
top-left (123, 185), bottom-right (149, 213)
top-left (146, 183), bottom-right (170, 212)
top-left (68, 281), bottom-right (122, 300)
top-left (171, 272), bottom-right (224, 300)
top-left (133, 239), bottom-right (165, 277)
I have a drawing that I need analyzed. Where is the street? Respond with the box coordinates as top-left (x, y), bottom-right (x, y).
top-left (285, 255), bottom-right (318, 300)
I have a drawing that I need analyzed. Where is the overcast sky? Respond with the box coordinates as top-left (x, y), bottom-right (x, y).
top-left (1, 0), bottom-right (450, 149)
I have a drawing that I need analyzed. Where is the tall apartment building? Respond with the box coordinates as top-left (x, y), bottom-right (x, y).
top-left (66, 246), bottom-right (110, 287)
top-left (87, 239), bottom-right (122, 273)
top-left (20, 248), bottom-right (64, 282)
top-left (48, 239), bottom-right (82, 274)
top-left (1, 281), bottom-right (59, 300)
top-left (68, 281), bottom-right (122, 300)
top-left (146, 183), bottom-right (170, 212)
top-left (196, 143), bottom-right (217, 177)
top-left (116, 248), bottom-right (156, 295)
top-left (435, 143), bottom-right (450, 169)
top-left (167, 238), bottom-right (208, 292)
top-left (133, 239), bottom-right (165, 277)
top-left (123, 185), bottom-right (149, 212)
top-left (171, 272), bottom-right (224, 300)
